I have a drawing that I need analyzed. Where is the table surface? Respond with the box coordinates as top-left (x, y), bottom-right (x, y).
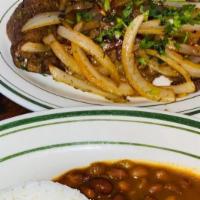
top-left (0, 94), bottom-right (30, 121)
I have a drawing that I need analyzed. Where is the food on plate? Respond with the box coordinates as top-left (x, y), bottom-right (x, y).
top-left (1, 160), bottom-right (200, 200)
top-left (7, 0), bottom-right (200, 102)
top-left (55, 160), bottom-right (200, 200)
top-left (0, 181), bottom-right (89, 200)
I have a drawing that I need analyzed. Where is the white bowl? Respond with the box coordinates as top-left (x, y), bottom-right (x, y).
top-left (0, 107), bottom-right (200, 189)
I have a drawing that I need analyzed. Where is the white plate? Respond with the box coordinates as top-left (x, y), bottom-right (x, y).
top-left (1, 0), bottom-right (200, 115)
top-left (0, 106), bottom-right (200, 189)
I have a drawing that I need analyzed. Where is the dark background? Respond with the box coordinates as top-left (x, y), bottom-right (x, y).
top-left (0, 94), bottom-right (29, 121)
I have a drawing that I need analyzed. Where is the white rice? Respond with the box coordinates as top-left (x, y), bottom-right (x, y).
top-left (0, 181), bottom-right (89, 200)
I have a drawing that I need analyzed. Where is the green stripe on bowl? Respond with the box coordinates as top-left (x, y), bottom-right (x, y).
top-left (0, 110), bottom-right (199, 135)
top-left (0, 141), bottom-right (199, 164)
top-left (0, 79), bottom-right (52, 109)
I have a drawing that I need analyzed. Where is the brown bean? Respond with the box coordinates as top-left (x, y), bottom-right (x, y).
top-left (113, 194), bottom-right (126, 200)
top-left (90, 178), bottom-right (113, 194)
top-left (64, 173), bottom-right (85, 187)
top-left (179, 178), bottom-right (191, 189)
top-left (164, 183), bottom-right (182, 195)
top-left (155, 170), bottom-right (169, 181)
top-left (137, 178), bottom-right (148, 190)
top-left (116, 160), bottom-right (134, 169)
top-left (107, 168), bottom-right (128, 180)
top-left (118, 181), bottom-right (131, 192)
top-left (148, 184), bottom-right (163, 194)
top-left (80, 186), bottom-right (96, 199)
top-left (165, 195), bottom-right (177, 200)
top-left (130, 167), bottom-right (148, 179)
top-left (88, 163), bottom-right (106, 176)
top-left (145, 195), bottom-right (157, 200)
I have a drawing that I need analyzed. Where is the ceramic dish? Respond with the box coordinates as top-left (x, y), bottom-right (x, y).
top-left (1, 0), bottom-right (200, 115)
top-left (0, 107), bottom-right (200, 189)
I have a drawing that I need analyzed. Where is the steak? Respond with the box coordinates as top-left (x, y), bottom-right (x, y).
top-left (7, 0), bottom-right (61, 73)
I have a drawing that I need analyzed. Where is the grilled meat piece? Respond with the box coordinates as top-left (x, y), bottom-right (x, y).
top-left (7, 0), bottom-right (59, 44)
top-left (7, 0), bottom-right (60, 73)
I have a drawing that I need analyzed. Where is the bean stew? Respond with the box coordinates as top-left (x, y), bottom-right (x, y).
top-left (55, 160), bottom-right (200, 200)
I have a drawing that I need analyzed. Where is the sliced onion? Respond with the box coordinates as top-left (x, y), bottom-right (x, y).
top-left (49, 65), bottom-right (124, 102)
top-left (58, 25), bottom-right (120, 83)
top-left (21, 42), bottom-right (49, 52)
top-left (146, 49), bottom-right (195, 94)
top-left (72, 42), bottom-right (135, 97)
top-left (43, 34), bottom-right (81, 75)
top-left (189, 56), bottom-right (200, 64)
top-left (169, 82), bottom-right (196, 94)
top-left (82, 21), bottom-right (100, 31)
top-left (122, 15), bottom-right (175, 102)
top-left (164, 1), bottom-right (200, 8)
top-left (141, 20), bottom-right (161, 28)
top-left (138, 27), bottom-right (164, 35)
top-left (181, 24), bottom-right (200, 32)
top-left (146, 49), bottom-right (192, 82)
top-left (166, 49), bottom-right (200, 78)
top-left (65, 2), bottom-right (92, 14)
top-left (22, 12), bottom-right (61, 32)
top-left (168, 43), bottom-right (200, 57)
top-left (148, 59), bottom-right (179, 77)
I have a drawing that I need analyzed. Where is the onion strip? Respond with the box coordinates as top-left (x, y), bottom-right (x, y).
top-left (21, 42), bottom-right (49, 53)
top-left (146, 49), bottom-right (191, 82)
top-left (148, 59), bottom-right (179, 77)
top-left (140, 20), bottom-right (161, 28)
top-left (169, 82), bottom-right (196, 94)
top-left (138, 27), bottom-right (164, 35)
top-left (146, 49), bottom-right (195, 94)
top-left (164, 1), bottom-right (200, 8)
top-left (49, 65), bottom-right (124, 102)
top-left (57, 26), bottom-right (120, 83)
top-left (166, 49), bottom-right (200, 78)
top-left (122, 15), bottom-right (175, 102)
top-left (22, 12), bottom-right (61, 32)
top-left (72, 43), bottom-right (135, 97)
top-left (43, 34), bottom-right (81, 75)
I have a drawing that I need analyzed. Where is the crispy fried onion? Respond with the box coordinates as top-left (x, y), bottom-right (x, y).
top-left (43, 34), bottom-right (81, 75)
top-left (166, 49), bottom-right (200, 78)
top-left (71, 23), bottom-right (135, 97)
top-left (21, 42), bottom-right (49, 52)
top-left (49, 65), bottom-right (125, 102)
top-left (122, 15), bottom-right (175, 102)
top-left (148, 59), bottom-right (179, 77)
top-left (22, 12), bottom-right (61, 32)
top-left (146, 49), bottom-right (195, 94)
top-left (57, 26), bottom-right (120, 83)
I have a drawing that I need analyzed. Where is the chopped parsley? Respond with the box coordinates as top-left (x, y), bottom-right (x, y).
top-left (104, 0), bottom-right (111, 12)
top-left (140, 36), bottom-right (169, 54)
top-left (149, 4), bottom-right (198, 35)
top-left (76, 11), bottom-right (93, 23)
top-left (96, 0), bottom-right (200, 54)
top-left (138, 57), bottom-right (149, 65)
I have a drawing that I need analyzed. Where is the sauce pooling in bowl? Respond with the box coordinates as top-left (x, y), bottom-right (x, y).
top-left (55, 160), bottom-right (200, 200)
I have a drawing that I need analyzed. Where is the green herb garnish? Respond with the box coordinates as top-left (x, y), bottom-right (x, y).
top-left (76, 11), bottom-right (93, 23)
top-left (104, 0), bottom-right (111, 12)
top-left (140, 36), bottom-right (169, 54)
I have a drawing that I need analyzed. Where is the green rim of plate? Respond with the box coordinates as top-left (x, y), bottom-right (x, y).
top-left (0, 0), bottom-right (200, 114)
top-left (0, 141), bottom-right (200, 164)
top-left (0, 109), bottom-right (200, 164)
top-left (0, 109), bottom-right (200, 134)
